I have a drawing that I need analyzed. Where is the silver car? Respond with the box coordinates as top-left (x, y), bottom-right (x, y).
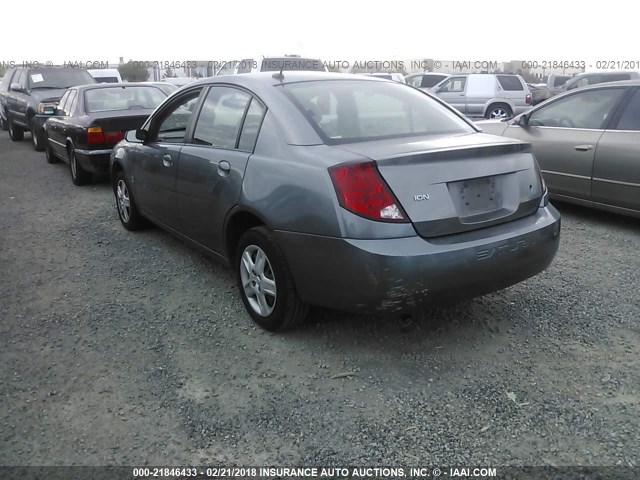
top-left (111, 72), bottom-right (560, 331)
top-left (478, 80), bottom-right (640, 218)
top-left (432, 73), bottom-right (532, 119)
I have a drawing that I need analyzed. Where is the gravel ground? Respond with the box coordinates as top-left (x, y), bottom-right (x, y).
top-left (0, 132), bottom-right (638, 470)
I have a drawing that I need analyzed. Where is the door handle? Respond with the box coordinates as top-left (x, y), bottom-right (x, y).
top-left (574, 144), bottom-right (593, 152)
top-left (217, 160), bottom-right (231, 176)
top-left (162, 154), bottom-right (173, 167)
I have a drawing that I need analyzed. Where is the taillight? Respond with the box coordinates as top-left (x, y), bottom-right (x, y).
top-left (328, 161), bottom-right (407, 222)
top-left (525, 93), bottom-right (532, 105)
top-left (534, 158), bottom-right (549, 206)
top-left (87, 127), bottom-right (124, 144)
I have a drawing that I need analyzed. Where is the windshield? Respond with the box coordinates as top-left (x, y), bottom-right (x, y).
top-left (28, 69), bottom-right (96, 89)
top-left (285, 80), bottom-right (474, 144)
top-left (84, 86), bottom-right (167, 113)
top-left (260, 57), bottom-right (325, 72)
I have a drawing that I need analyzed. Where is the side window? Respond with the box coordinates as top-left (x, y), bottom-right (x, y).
top-left (193, 87), bottom-right (251, 148)
top-left (422, 75), bottom-right (445, 88)
top-left (56, 91), bottom-right (71, 115)
top-left (497, 75), bottom-right (524, 91)
top-left (13, 70), bottom-right (25, 88)
top-left (63, 91), bottom-right (77, 116)
top-left (238, 99), bottom-right (266, 151)
top-left (438, 77), bottom-right (466, 93)
top-left (406, 76), bottom-right (422, 88)
top-left (1, 69), bottom-right (16, 90)
top-left (529, 88), bottom-right (626, 129)
top-left (614, 89), bottom-right (640, 131)
top-left (237, 59), bottom-right (254, 74)
top-left (154, 91), bottom-right (201, 143)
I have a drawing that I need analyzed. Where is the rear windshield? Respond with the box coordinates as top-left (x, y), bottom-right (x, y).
top-left (284, 80), bottom-right (474, 144)
top-left (84, 86), bottom-right (166, 113)
top-left (93, 76), bottom-right (120, 83)
top-left (28, 69), bottom-right (95, 89)
top-left (260, 58), bottom-right (325, 72)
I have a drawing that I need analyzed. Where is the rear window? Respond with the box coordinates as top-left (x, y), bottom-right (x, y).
top-left (285, 80), bottom-right (474, 144)
top-left (260, 58), bottom-right (325, 72)
top-left (497, 75), bottom-right (524, 91)
top-left (27, 69), bottom-right (96, 89)
top-left (84, 86), bottom-right (166, 113)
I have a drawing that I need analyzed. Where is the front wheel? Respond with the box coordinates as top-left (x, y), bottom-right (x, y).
top-left (236, 227), bottom-right (308, 331)
top-left (8, 120), bottom-right (24, 141)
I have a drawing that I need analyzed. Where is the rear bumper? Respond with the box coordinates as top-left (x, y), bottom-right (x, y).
top-left (275, 205), bottom-right (561, 313)
top-left (75, 149), bottom-right (112, 175)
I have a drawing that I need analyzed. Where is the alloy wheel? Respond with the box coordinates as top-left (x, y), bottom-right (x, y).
top-left (239, 245), bottom-right (277, 316)
top-left (116, 179), bottom-right (131, 223)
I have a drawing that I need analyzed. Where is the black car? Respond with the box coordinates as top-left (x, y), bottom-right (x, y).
top-left (3, 67), bottom-right (96, 150)
top-left (42, 83), bottom-right (167, 185)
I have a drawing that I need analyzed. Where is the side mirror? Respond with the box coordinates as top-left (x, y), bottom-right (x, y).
top-left (517, 114), bottom-right (530, 127)
top-left (10, 83), bottom-right (23, 93)
top-left (134, 129), bottom-right (148, 141)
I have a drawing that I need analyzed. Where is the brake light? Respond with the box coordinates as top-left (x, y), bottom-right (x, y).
top-left (87, 127), bottom-right (124, 144)
top-left (534, 158), bottom-right (549, 206)
top-left (525, 93), bottom-right (532, 105)
top-left (329, 161), bottom-right (407, 222)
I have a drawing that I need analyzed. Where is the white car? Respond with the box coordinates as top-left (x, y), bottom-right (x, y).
top-left (88, 68), bottom-right (122, 83)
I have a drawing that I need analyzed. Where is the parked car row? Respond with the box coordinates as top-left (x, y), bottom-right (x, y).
top-left (6, 67), bottom-right (635, 333)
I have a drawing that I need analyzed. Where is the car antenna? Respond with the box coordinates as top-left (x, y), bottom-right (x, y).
top-left (273, 69), bottom-right (285, 82)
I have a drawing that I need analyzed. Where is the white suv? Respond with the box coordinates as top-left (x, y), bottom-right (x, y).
top-left (431, 73), bottom-right (532, 119)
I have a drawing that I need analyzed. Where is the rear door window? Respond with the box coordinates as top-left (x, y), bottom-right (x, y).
top-left (238, 98), bottom-right (266, 151)
top-left (438, 76), bottom-right (466, 93)
top-left (192, 86), bottom-right (251, 149)
top-left (56, 91), bottom-right (71, 115)
top-left (63, 91), bottom-right (77, 116)
top-left (497, 75), bottom-right (524, 91)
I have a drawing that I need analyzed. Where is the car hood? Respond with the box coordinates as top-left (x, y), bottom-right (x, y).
top-left (29, 88), bottom-right (68, 103)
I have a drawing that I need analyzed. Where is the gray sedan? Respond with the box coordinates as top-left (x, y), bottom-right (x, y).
top-left (111, 72), bottom-right (560, 331)
top-left (478, 80), bottom-right (640, 218)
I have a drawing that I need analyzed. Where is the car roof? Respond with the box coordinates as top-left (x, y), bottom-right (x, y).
top-left (575, 79), bottom-right (640, 88)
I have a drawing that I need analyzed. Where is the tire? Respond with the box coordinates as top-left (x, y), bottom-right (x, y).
top-left (8, 120), bottom-right (24, 141)
top-left (30, 121), bottom-right (45, 151)
top-left (44, 136), bottom-right (59, 164)
top-left (113, 170), bottom-right (146, 231)
top-left (69, 146), bottom-right (91, 186)
top-left (236, 226), bottom-right (308, 331)
top-left (485, 103), bottom-right (513, 119)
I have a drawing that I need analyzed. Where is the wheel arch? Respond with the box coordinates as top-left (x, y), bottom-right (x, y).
top-left (224, 207), bottom-right (270, 262)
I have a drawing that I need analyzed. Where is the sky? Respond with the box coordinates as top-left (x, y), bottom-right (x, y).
top-left (2, 0), bottom-right (637, 70)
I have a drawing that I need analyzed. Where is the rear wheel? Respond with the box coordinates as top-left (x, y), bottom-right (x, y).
top-left (44, 135), bottom-right (59, 164)
top-left (236, 227), bottom-right (308, 331)
top-left (486, 103), bottom-right (512, 119)
top-left (69, 146), bottom-right (91, 186)
top-left (30, 120), bottom-right (45, 151)
top-left (8, 120), bottom-right (24, 141)
top-left (114, 171), bottom-right (146, 231)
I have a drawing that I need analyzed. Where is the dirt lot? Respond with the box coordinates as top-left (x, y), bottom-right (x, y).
top-left (0, 132), bottom-right (638, 469)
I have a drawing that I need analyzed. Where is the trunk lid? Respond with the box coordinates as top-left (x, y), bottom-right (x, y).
top-left (334, 133), bottom-right (543, 238)
top-left (90, 109), bottom-right (155, 133)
